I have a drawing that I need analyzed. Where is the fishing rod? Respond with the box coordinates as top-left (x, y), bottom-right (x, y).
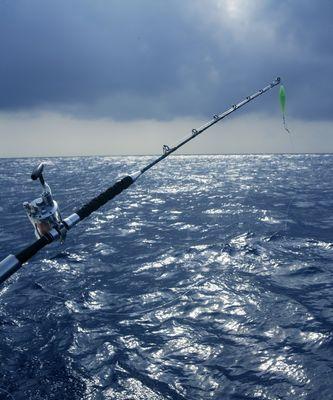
top-left (0, 77), bottom-right (281, 285)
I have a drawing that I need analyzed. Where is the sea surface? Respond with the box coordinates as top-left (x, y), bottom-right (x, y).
top-left (0, 155), bottom-right (332, 400)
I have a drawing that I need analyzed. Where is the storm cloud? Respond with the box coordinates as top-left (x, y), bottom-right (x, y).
top-left (1, 0), bottom-right (332, 121)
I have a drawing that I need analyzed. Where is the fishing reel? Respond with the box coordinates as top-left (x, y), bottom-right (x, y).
top-left (23, 163), bottom-right (66, 241)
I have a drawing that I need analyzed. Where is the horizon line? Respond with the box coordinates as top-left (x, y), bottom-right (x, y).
top-left (0, 152), bottom-right (332, 160)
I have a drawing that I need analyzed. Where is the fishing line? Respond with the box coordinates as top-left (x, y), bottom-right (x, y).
top-left (0, 387), bottom-right (15, 400)
top-left (278, 85), bottom-right (328, 250)
top-left (32, 231), bottom-right (237, 318)
top-left (86, 240), bottom-right (235, 318)
top-left (130, 222), bottom-right (247, 317)
top-left (21, 269), bottom-right (211, 318)
top-left (278, 83), bottom-right (298, 237)
top-left (0, 78), bottom-right (304, 354)
top-left (110, 277), bottom-right (209, 318)
top-left (278, 83), bottom-right (316, 244)
top-left (282, 115), bottom-right (290, 134)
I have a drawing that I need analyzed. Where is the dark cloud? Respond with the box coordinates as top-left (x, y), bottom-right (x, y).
top-left (0, 0), bottom-right (332, 120)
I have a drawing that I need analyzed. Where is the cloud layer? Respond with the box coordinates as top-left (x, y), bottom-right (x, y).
top-left (1, 0), bottom-right (332, 121)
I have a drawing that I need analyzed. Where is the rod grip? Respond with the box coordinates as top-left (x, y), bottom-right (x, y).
top-left (75, 176), bottom-right (134, 220)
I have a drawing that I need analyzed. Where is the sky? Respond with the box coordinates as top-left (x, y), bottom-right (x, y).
top-left (0, 0), bottom-right (332, 156)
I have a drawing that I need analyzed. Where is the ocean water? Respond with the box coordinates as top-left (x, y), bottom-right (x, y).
top-left (0, 154), bottom-right (332, 400)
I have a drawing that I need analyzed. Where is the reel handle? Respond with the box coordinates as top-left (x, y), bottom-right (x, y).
top-left (31, 163), bottom-right (45, 185)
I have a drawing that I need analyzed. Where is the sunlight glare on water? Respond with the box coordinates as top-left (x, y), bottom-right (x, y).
top-left (0, 154), bottom-right (332, 399)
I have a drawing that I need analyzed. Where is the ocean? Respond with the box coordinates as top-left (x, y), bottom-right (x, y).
top-left (0, 154), bottom-right (332, 399)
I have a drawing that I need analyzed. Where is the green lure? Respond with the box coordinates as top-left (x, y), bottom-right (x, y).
top-left (279, 84), bottom-right (290, 134)
top-left (279, 85), bottom-right (286, 113)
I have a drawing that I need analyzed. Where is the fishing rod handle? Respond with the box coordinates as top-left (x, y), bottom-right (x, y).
top-left (75, 175), bottom-right (134, 220)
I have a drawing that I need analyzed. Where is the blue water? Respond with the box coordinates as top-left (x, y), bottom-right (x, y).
top-left (0, 155), bottom-right (332, 400)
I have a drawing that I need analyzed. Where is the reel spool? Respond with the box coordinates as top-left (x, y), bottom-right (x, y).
top-left (23, 163), bottom-right (65, 241)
